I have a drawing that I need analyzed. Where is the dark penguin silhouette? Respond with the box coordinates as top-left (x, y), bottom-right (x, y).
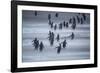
top-left (80, 17), bottom-right (83, 24)
top-left (39, 41), bottom-right (44, 52)
top-left (50, 38), bottom-right (54, 46)
top-left (50, 32), bottom-right (54, 46)
top-left (36, 40), bottom-right (39, 49)
top-left (72, 23), bottom-right (76, 29)
top-left (65, 22), bottom-right (69, 28)
top-left (76, 16), bottom-right (80, 23)
top-left (56, 34), bottom-right (60, 41)
top-left (54, 24), bottom-right (57, 30)
top-left (63, 21), bottom-right (66, 27)
top-left (71, 17), bottom-right (76, 29)
top-left (82, 13), bottom-right (86, 21)
top-left (48, 20), bottom-right (54, 28)
top-left (55, 13), bottom-right (59, 17)
top-left (48, 32), bottom-right (54, 46)
top-left (56, 44), bottom-right (62, 54)
top-left (48, 31), bottom-right (52, 41)
top-left (73, 17), bottom-right (76, 24)
top-left (34, 11), bottom-right (37, 16)
top-left (62, 40), bottom-right (67, 48)
top-left (69, 18), bottom-right (72, 24)
top-left (48, 31), bottom-right (52, 36)
top-left (48, 14), bottom-right (51, 20)
top-left (50, 22), bottom-right (53, 28)
top-left (71, 32), bottom-right (74, 40)
top-left (32, 38), bottom-right (39, 50)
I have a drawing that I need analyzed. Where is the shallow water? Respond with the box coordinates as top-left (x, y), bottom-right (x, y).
top-left (22, 10), bottom-right (90, 62)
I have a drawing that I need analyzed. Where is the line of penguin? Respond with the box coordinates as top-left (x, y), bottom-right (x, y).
top-left (32, 11), bottom-right (87, 54)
